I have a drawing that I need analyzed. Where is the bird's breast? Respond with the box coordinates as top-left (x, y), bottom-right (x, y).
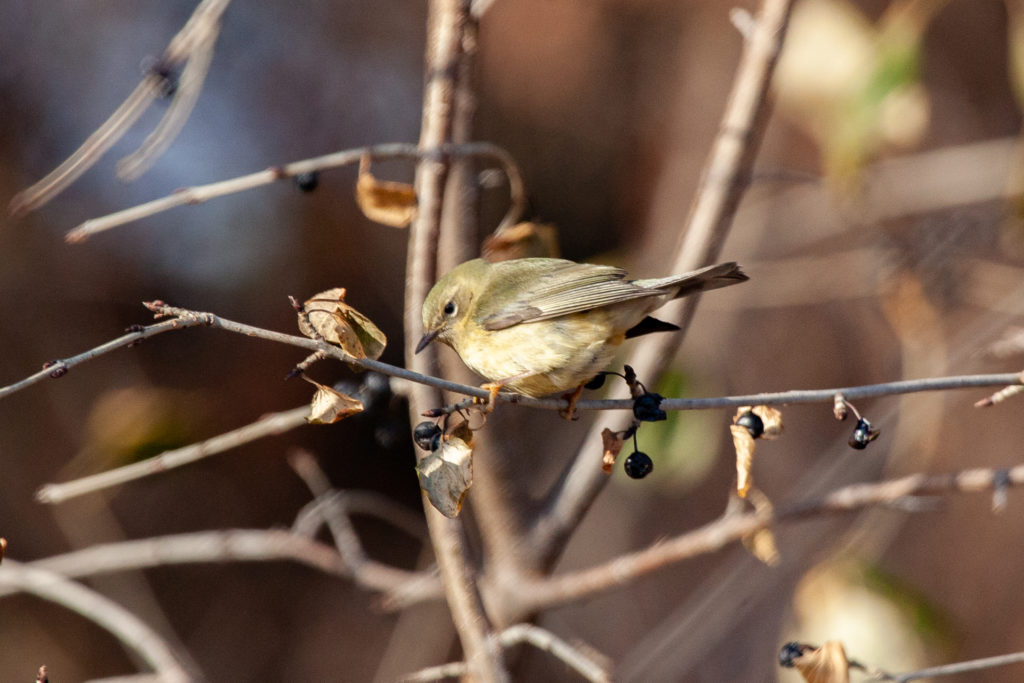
top-left (453, 312), bottom-right (625, 397)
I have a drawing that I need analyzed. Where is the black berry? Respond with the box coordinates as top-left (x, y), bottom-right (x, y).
top-left (737, 411), bottom-right (764, 439)
top-left (294, 171), bottom-right (320, 192)
top-left (584, 373), bottom-right (607, 390)
top-left (778, 642), bottom-right (804, 668)
top-left (624, 451), bottom-right (653, 479)
top-left (848, 417), bottom-right (879, 450)
top-left (633, 392), bottom-right (666, 422)
top-left (413, 421), bottom-right (442, 451)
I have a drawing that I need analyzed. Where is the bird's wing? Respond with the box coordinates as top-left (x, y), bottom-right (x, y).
top-left (480, 262), bottom-right (668, 331)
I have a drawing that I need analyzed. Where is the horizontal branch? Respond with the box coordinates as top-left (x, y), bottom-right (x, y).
top-left (516, 464), bottom-right (1024, 612)
top-left (889, 649), bottom-right (1024, 681)
top-left (5, 302), bottom-right (1020, 419)
top-left (65, 141), bottom-right (524, 242)
top-left (11, 528), bottom-right (437, 601)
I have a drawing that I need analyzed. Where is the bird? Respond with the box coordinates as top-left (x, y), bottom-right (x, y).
top-left (416, 257), bottom-right (747, 414)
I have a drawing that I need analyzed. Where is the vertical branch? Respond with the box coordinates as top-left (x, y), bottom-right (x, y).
top-left (529, 0), bottom-right (796, 564)
top-left (405, 0), bottom-right (509, 680)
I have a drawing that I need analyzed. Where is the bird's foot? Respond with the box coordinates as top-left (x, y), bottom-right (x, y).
top-left (559, 385), bottom-right (585, 421)
top-left (475, 382), bottom-right (503, 414)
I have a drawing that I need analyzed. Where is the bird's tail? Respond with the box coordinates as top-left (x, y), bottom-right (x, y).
top-left (635, 262), bottom-right (748, 299)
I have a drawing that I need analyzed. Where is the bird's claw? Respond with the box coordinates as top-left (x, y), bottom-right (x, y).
top-left (559, 385), bottom-right (584, 421)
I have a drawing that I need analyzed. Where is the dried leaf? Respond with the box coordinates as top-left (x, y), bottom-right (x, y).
top-left (743, 527), bottom-right (780, 566)
top-left (299, 288), bottom-right (387, 360)
top-left (0, 537), bottom-right (6, 565)
top-left (416, 435), bottom-right (473, 518)
top-left (790, 641), bottom-right (851, 683)
top-left (355, 155), bottom-right (417, 228)
top-left (750, 405), bottom-right (784, 439)
top-left (730, 423), bottom-right (756, 498)
top-left (600, 428), bottom-right (625, 474)
top-left (482, 221), bottom-right (560, 262)
top-left (742, 489), bottom-right (780, 566)
top-left (305, 378), bottom-right (364, 424)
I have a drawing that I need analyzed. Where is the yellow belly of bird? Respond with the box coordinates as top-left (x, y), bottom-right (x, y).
top-left (453, 311), bottom-right (625, 397)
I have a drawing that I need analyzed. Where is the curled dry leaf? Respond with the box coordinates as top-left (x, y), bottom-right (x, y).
top-left (0, 537), bottom-right (6, 564)
top-left (743, 528), bottom-right (780, 566)
top-left (299, 288), bottom-right (387, 360)
top-left (600, 428), bottom-right (625, 474)
top-left (730, 423), bottom-right (756, 498)
top-left (416, 434), bottom-right (473, 518)
top-left (749, 405), bottom-right (784, 439)
top-left (355, 154), bottom-right (417, 228)
top-left (732, 406), bottom-right (782, 497)
top-left (789, 641), bottom-right (851, 683)
top-left (743, 488), bottom-right (780, 566)
top-left (482, 221), bottom-right (560, 262)
top-left (304, 377), bottom-right (365, 424)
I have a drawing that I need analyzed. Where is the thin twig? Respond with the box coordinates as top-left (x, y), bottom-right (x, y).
top-left (64, 141), bottom-right (523, 243)
top-left (4, 302), bottom-right (1019, 416)
top-left (7, 528), bottom-right (441, 604)
top-left (288, 451), bottom-right (439, 598)
top-left (0, 319), bottom-right (184, 400)
top-left (400, 623), bottom-right (612, 682)
top-left (886, 650), bottom-right (1024, 681)
top-left (0, 560), bottom-right (193, 682)
top-left (8, 0), bottom-right (231, 217)
top-left (292, 490), bottom-right (428, 543)
top-left (35, 406), bottom-right (310, 504)
top-left (516, 464), bottom-right (1024, 612)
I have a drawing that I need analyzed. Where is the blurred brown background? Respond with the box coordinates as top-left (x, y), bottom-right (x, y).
top-left (2, 0), bottom-right (1024, 681)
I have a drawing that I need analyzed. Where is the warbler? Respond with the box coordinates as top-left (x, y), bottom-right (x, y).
top-left (416, 257), bottom-right (747, 409)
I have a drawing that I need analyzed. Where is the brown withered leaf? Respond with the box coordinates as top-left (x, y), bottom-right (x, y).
top-left (355, 154), bottom-right (417, 228)
top-left (743, 527), bottom-right (780, 566)
top-left (299, 288), bottom-right (387, 360)
top-left (730, 423), bottom-right (756, 498)
top-left (742, 488), bottom-right (780, 566)
top-left (750, 404), bottom-right (784, 439)
top-left (601, 428), bottom-right (625, 474)
top-left (0, 537), bottom-right (6, 565)
top-left (482, 221), bottom-right (560, 262)
top-left (304, 378), bottom-right (364, 424)
top-left (790, 641), bottom-right (851, 683)
top-left (416, 434), bottom-right (473, 518)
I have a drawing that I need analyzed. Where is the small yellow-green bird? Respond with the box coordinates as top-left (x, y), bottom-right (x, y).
top-left (417, 257), bottom-right (747, 406)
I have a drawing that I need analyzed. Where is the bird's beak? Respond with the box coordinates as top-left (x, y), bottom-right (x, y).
top-left (415, 327), bottom-right (441, 354)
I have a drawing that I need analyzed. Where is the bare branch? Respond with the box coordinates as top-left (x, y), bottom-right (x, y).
top-left (405, 0), bottom-right (508, 680)
top-left (5, 301), bottom-right (1018, 416)
top-left (533, 0), bottom-right (796, 562)
top-left (0, 560), bottom-right (193, 682)
top-left (36, 406), bottom-right (310, 504)
top-left (64, 141), bottom-right (523, 243)
top-left (400, 623), bottom-right (612, 682)
top-left (288, 451), bottom-right (442, 602)
top-left (8, 0), bottom-right (231, 216)
top-left (887, 650), bottom-right (1024, 681)
top-left (0, 320), bottom-right (184, 400)
top-left (518, 464), bottom-right (1024, 612)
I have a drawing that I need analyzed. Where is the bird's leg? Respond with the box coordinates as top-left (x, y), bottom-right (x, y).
top-left (475, 370), bottom-right (535, 414)
top-left (476, 381), bottom-right (504, 414)
top-left (559, 384), bottom-right (585, 421)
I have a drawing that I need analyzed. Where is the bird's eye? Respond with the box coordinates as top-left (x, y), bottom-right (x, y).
top-left (443, 300), bottom-right (457, 316)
